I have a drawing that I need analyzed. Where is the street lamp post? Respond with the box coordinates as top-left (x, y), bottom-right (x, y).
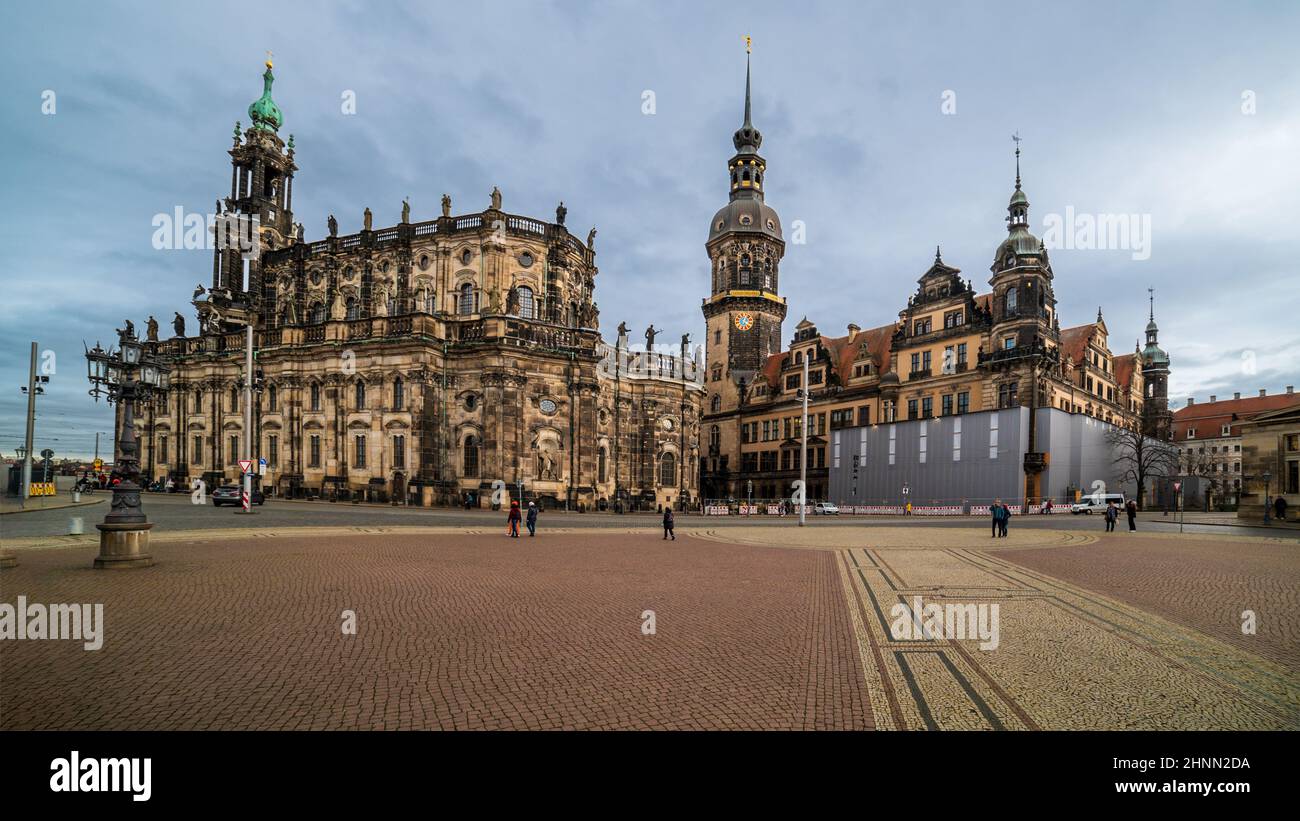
top-left (85, 329), bottom-right (170, 568)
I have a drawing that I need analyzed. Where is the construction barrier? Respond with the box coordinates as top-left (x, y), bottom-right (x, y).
top-left (911, 505), bottom-right (964, 516)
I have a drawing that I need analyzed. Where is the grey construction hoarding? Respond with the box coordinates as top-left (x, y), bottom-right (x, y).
top-left (828, 407), bottom-right (1148, 506)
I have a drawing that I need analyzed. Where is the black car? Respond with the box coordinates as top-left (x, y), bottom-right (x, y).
top-left (211, 484), bottom-right (265, 507)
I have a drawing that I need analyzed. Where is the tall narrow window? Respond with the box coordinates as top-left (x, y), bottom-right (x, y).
top-left (309, 435), bottom-right (321, 468)
top-left (268, 384), bottom-right (277, 412)
top-left (517, 286), bottom-right (534, 319)
top-left (354, 435), bottom-right (367, 469)
top-left (355, 380), bottom-right (366, 410)
top-left (268, 435), bottom-right (278, 468)
top-left (310, 383), bottom-right (321, 411)
top-left (393, 376), bottom-right (404, 410)
top-left (393, 435), bottom-right (405, 469)
top-left (659, 452), bottom-right (677, 487)
top-left (345, 297), bottom-right (359, 320)
top-left (458, 283), bottom-right (475, 315)
top-left (463, 435), bottom-right (480, 477)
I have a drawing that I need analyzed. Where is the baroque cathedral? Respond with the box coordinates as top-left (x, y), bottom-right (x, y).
top-left (127, 58), bottom-right (702, 510)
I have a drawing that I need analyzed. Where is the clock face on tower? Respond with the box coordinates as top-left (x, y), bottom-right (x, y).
top-left (734, 313), bottom-right (754, 331)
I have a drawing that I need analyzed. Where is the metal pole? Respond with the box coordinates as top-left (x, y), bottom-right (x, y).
top-left (242, 323), bottom-right (254, 512)
top-left (22, 342), bottom-right (37, 499)
top-left (799, 354), bottom-right (808, 527)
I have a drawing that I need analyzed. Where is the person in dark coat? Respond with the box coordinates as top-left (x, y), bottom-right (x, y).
top-left (990, 500), bottom-right (1002, 538)
top-left (1125, 499), bottom-right (1138, 531)
top-left (999, 503), bottom-right (1010, 537)
top-left (507, 500), bottom-right (521, 537)
top-left (526, 502), bottom-right (538, 536)
top-left (663, 507), bottom-right (675, 540)
top-left (1104, 501), bottom-right (1117, 532)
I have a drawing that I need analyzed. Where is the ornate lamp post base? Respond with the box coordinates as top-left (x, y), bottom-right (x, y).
top-left (93, 522), bottom-right (154, 569)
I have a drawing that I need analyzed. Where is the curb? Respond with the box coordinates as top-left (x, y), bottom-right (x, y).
top-left (0, 498), bottom-right (105, 516)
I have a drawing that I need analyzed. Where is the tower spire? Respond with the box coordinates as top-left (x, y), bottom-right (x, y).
top-left (1012, 132), bottom-right (1022, 191)
top-left (1148, 286), bottom-right (1154, 321)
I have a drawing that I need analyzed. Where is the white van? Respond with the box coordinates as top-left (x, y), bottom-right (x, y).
top-left (1070, 493), bottom-right (1126, 514)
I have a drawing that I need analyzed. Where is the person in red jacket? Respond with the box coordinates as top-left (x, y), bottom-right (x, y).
top-left (507, 500), bottom-right (521, 538)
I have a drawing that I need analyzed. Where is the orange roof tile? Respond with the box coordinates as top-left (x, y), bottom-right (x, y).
top-left (1172, 393), bottom-right (1300, 441)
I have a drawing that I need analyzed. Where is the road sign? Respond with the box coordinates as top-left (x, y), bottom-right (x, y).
top-left (1173, 481), bottom-right (1182, 493)
top-left (238, 459), bottom-right (253, 474)
top-left (93, 458), bottom-right (103, 470)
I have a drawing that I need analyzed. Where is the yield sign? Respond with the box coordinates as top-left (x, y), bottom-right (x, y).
top-left (238, 459), bottom-right (254, 474)
top-left (1173, 481), bottom-right (1182, 493)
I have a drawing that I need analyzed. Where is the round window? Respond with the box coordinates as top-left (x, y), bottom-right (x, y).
top-left (465, 394), bottom-right (477, 411)
top-left (418, 254), bottom-right (430, 270)
top-left (461, 249), bottom-right (473, 266)
top-left (738, 214), bottom-right (753, 226)
top-left (662, 417), bottom-right (675, 431)
top-left (539, 398), bottom-right (557, 414)
top-left (519, 251), bottom-right (535, 268)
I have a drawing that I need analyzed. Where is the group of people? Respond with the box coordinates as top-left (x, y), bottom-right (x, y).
top-left (505, 501), bottom-right (540, 537)
top-left (503, 501), bottom-right (677, 540)
top-left (1104, 499), bottom-right (1139, 532)
top-left (989, 500), bottom-right (1013, 537)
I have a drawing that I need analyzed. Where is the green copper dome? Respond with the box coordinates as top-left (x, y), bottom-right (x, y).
top-left (248, 61), bottom-right (283, 133)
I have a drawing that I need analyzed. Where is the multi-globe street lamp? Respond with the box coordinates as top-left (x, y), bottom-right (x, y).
top-left (85, 327), bottom-right (171, 568)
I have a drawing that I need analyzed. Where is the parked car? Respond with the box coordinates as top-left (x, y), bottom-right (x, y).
top-left (812, 501), bottom-right (840, 515)
top-left (1070, 493), bottom-right (1125, 514)
top-left (211, 484), bottom-right (265, 507)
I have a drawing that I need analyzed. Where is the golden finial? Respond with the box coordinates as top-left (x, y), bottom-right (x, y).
top-left (265, 49), bottom-right (273, 69)
top-left (743, 35), bottom-right (752, 54)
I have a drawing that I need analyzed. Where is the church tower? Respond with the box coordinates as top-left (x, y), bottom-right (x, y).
top-left (700, 46), bottom-right (787, 498)
top-left (211, 57), bottom-right (298, 328)
top-left (1140, 289), bottom-right (1173, 439)
top-left (701, 48), bottom-right (787, 411)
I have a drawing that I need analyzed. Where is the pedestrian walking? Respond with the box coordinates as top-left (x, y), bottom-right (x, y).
top-left (1104, 501), bottom-right (1117, 532)
top-left (507, 500), bottom-right (521, 537)
top-left (663, 507), bottom-right (675, 540)
top-left (999, 503), bottom-right (1010, 537)
top-left (526, 501), bottom-right (538, 537)
top-left (905, 501), bottom-right (913, 516)
top-left (1125, 499), bottom-right (1138, 532)
top-left (990, 500), bottom-right (1002, 538)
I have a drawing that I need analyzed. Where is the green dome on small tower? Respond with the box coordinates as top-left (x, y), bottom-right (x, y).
top-left (248, 59), bottom-right (283, 133)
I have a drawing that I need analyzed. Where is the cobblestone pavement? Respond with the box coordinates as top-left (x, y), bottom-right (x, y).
top-left (0, 532), bottom-right (870, 730)
top-left (701, 526), bottom-right (1299, 729)
top-left (997, 534), bottom-right (1300, 671)
top-left (2, 526), bottom-right (1294, 730)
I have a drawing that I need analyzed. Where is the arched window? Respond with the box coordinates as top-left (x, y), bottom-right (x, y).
top-left (709, 425), bottom-right (721, 448)
top-left (230, 386), bottom-right (239, 412)
top-left (268, 384), bottom-right (277, 412)
top-left (659, 452), bottom-right (677, 487)
top-left (463, 435), bottom-right (480, 477)
top-left (309, 301), bottom-right (325, 324)
top-left (739, 253), bottom-right (751, 285)
top-left (310, 382), bottom-right (321, 411)
top-left (355, 380), bottom-right (366, 410)
top-left (598, 446), bottom-right (608, 483)
top-left (711, 394), bottom-right (721, 413)
top-left (517, 286), bottom-right (534, 319)
top-left (393, 376), bottom-right (404, 410)
top-left (458, 283), bottom-right (475, 315)
top-left (345, 296), bottom-right (358, 320)
top-left (1005, 288), bottom-right (1018, 314)
top-left (194, 389), bottom-right (202, 412)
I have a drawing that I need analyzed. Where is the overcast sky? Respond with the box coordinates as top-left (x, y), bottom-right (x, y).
top-left (3, 0), bottom-right (1297, 459)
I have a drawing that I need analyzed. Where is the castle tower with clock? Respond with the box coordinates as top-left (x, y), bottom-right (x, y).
top-left (700, 51), bottom-right (787, 498)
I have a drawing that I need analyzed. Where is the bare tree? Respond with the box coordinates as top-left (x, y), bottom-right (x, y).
top-left (1105, 424), bottom-right (1179, 511)
top-left (1182, 444), bottom-right (1233, 510)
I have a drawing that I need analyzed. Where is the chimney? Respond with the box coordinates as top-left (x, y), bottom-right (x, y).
top-left (1209, 395), bottom-right (1216, 403)
top-left (1288, 386), bottom-right (1295, 394)
top-left (1187, 397), bottom-right (1195, 406)
top-left (1234, 392), bottom-right (1241, 400)
top-left (847, 323), bottom-right (860, 335)
top-left (1260, 389), bottom-right (1267, 397)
